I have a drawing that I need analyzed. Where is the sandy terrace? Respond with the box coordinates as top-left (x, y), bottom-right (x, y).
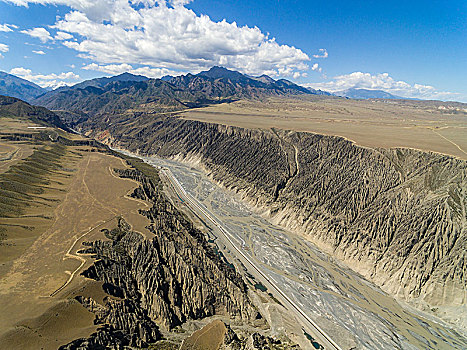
top-left (0, 150), bottom-right (152, 350)
top-left (180, 97), bottom-right (467, 159)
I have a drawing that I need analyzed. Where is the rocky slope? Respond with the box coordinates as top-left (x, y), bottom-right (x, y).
top-left (181, 319), bottom-right (298, 350)
top-left (32, 67), bottom-right (316, 125)
top-left (0, 71), bottom-right (45, 102)
top-left (82, 116), bottom-right (466, 316)
top-left (33, 79), bottom-right (199, 121)
top-left (0, 95), bottom-right (69, 130)
top-left (60, 163), bottom-right (261, 349)
top-left (169, 66), bottom-right (312, 99)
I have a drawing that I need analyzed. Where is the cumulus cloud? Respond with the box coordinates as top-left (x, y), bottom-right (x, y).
top-left (170, 0), bottom-right (194, 6)
top-left (20, 27), bottom-right (53, 42)
top-left (10, 67), bottom-right (80, 89)
top-left (311, 63), bottom-right (322, 73)
top-left (0, 23), bottom-right (18, 32)
top-left (54, 31), bottom-right (73, 40)
top-left (0, 43), bottom-right (8, 58)
top-left (6, 0), bottom-right (311, 77)
top-left (83, 63), bottom-right (132, 75)
top-left (83, 63), bottom-right (180, 78)
top-left (32, 50), bottom-right (46, 54)
top-left (305, 72), bottom-right (459, 100)
top-left (313, 48), bottom-right (328, 58)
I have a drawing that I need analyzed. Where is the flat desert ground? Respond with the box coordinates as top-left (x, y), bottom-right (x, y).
top-left (180, 96), bottom-right (467, 160)
top-left (0, 120), bottom-right (152, 349)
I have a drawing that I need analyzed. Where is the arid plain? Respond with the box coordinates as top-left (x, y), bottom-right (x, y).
top-left (180, 96), bottom-right (467, 160)
top-left (1, 90), bottom-right (466, 349)
top-left (0, 118), bottom-right (153, 349)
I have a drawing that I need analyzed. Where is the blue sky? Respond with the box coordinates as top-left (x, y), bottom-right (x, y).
top-left (0, 0), bottom-right (466, 101)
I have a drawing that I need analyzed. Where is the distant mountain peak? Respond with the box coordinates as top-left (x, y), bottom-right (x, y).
top-left (111, 72), bottom-right (148, 81)
top-left (161, 75), bottom-right (174, 82)
top-left (337, 88), bottom-right (403, 100)
top-left (197, 66), bottom-right (246, 81)
top-left (69, 72), bottom-right (149, 90)
top-left (253, 74), bottom-right (276, 84)
top-left (201, 66), bottom-right (236, 74)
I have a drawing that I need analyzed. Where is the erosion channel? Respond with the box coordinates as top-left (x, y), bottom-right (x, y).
top-left (115, 149), bottom-right (466, 350)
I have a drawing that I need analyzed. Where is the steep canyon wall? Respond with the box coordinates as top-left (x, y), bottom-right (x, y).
top-left (85, 117), bottom-right (466, 313)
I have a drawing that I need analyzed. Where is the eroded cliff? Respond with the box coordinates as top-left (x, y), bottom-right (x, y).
top-left (83, 116), bottom-right (466, 316)
top-left (60, 164), bottom-right (261, 349)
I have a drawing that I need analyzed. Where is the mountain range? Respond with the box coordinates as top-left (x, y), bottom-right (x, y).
top-left (0, 71), bottom-right (45, 102)
top-left (28, 67), bottom-right (325, 123)
top-left (1, 68), bottom-right (418, 114)
top-left (336, 88), bottom-right (404, 99)
top-left (0, 95), bottom-right (68, 130)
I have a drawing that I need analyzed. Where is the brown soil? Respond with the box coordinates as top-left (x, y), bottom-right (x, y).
top-left (0, 142), bottom-right (152, 349)
top-left (180, 97), bottom-right (467, 159)
top-left (180, 320), bottom-right (227, 350)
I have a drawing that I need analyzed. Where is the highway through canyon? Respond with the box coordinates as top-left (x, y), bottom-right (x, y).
top-left (113, 149), bottom-right (466, 350)
top-left (160, 166), bottom-right (342, 350)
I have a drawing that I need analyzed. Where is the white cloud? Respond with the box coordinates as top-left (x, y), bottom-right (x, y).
top-left (0, 23), bottom-right (18, 32)
top-left (313, 48), bottom-right (328, 58)
top-left (6, 0), bottom-right (311, 78)
top-left (54, 31), bottom-right (73, 40)
top-left (311, 63), bottom-right (322, 73)
top-left (32, 50), bottom-right (46, 54)
top-left (82, 63), bottom-right (132, 75)
top-left (9, 67), bottom-right (80, 89)
top-left (0, 43), bottom-right (8, 58)
top-left (20, 27), bottom-right (53, 42)
top-left (170, 0), bottom-right (194, 6)
top-left (305, 72), bottom-right (459, 100)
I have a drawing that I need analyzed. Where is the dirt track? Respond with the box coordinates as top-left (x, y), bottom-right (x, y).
top-left (0, 150), bottom-right (152, 350)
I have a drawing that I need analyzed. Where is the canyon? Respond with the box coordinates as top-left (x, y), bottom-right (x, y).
top-left (1, 67), bottom-right (466, 349)
top-left (85, 116), bottom-right (466, 314)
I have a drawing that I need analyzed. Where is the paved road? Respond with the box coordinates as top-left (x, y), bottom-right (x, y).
top-left (160, 167), bottom-right (343, 350)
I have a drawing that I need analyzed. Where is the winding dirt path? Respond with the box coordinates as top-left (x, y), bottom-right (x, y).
top-left (293, 145), bottom-right (300, 177)
top-left (49, 218), bottom-right (113, 297)
top-left (50, 157), bottom-right (153, 297)
top-left (431, 128), bottom-right (467, 157)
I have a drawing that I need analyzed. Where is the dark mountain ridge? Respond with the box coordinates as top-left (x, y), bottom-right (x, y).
top-left (252, 74), bottom-right (276, 84)
top-left (33, 78), bottom-right (200, 123)
top-left (0, 95), bottom-right (69, 130)
top-left (307, 87), bottom-right (333, 96)
top-left (0, 71), bottom-right (45, 102)
top-left (176, 66), bottom-right (312, 96)
top-left (32, 66), bottom-right (319, 124)
top-left (70, 72), bottom-right (149, 90)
